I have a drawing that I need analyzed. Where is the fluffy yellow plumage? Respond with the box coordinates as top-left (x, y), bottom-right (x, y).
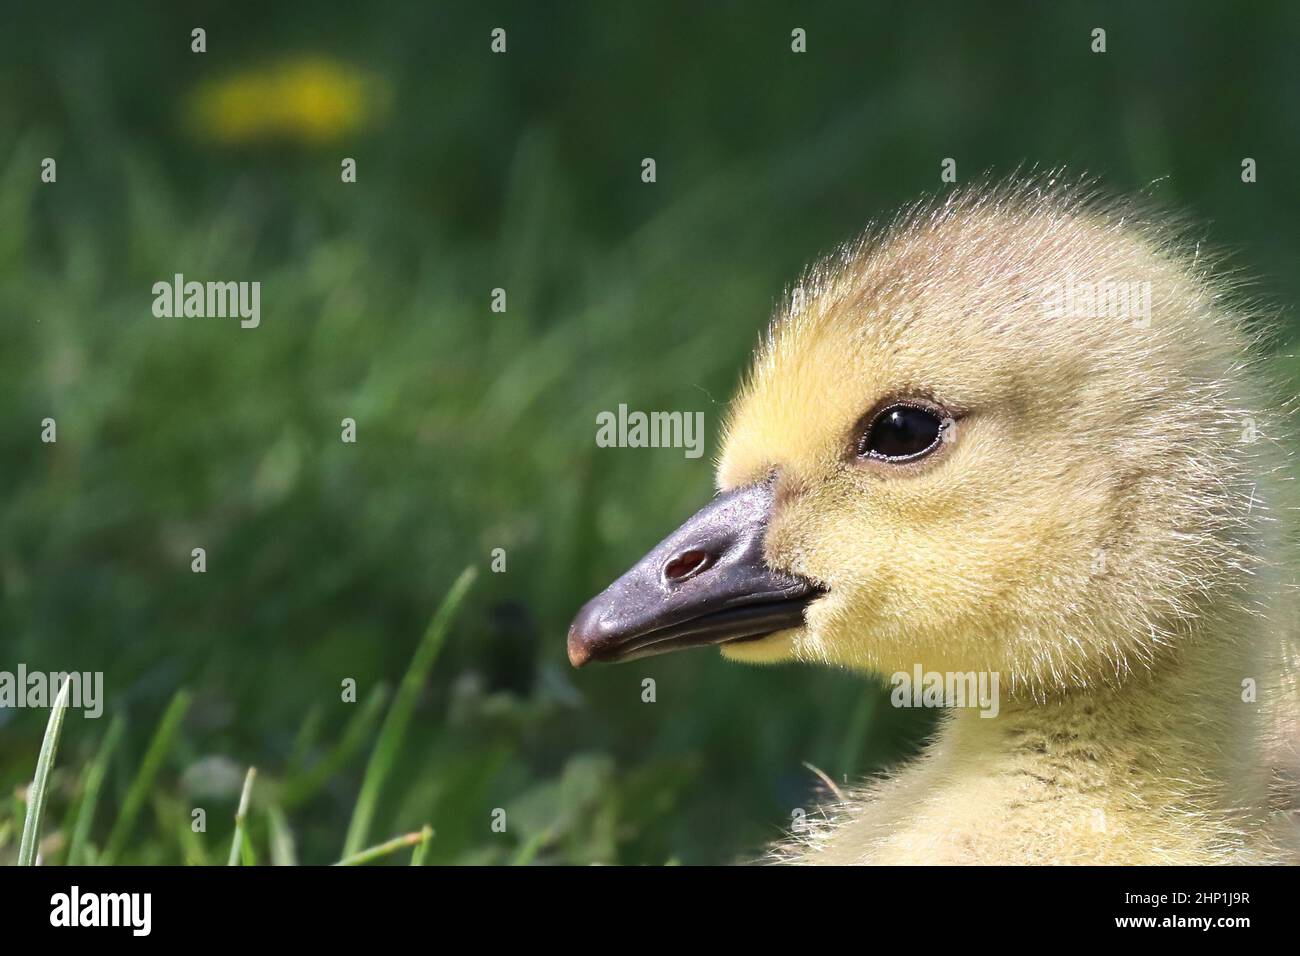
top-left (718, 177), bottom-right (1298, 863)
top-left (569, 174), bottom-right (1298, 863)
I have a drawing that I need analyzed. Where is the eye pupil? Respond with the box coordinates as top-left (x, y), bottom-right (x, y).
top-left (862, 405), bottom-right (944, 460)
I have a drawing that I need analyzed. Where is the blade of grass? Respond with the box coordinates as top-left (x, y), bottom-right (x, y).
top-left (228, 766), bottom-right (256, 866)
top-left (177, 801), bottom-right (211, 865)
top-left (101, 689), bottom-right (191, 864)
top-left (265, 802), bottom-right (298, 866)
top-left (510, 827), bottom-right (554, 866)
top-left (334, 829), bottom-right (427, 866)
top-left (409, 824), bottom-right (433, 866)
top-left (18, 677), bottom-right (74, 865)
top-left (284, 703), bottom-right (323, 777)
top-left (801, 761), bottom-right (847, 803)
top-left (66, 714), bottom-right (125, 865)
top-left (279, 682), bottom-right (390, 808)
top-left (342, 565), bottom-right (476, 857)
top-left (150, 792), bottom-right (192, 866)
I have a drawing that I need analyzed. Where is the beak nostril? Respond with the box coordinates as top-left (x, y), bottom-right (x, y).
top-left (664, 548), bottom-right (712, 583)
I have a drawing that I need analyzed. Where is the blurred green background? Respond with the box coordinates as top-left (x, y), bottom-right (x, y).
top-left (1, 1), bottom-right (1297, 864)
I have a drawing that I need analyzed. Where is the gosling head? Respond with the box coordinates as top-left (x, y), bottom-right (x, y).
top-left (569, 178), bottom-right (1268, 697)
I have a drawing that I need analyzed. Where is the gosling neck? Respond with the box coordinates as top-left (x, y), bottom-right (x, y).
top-left (945, 614), bottom-right (1270, 815)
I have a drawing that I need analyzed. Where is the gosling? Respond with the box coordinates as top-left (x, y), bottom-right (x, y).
top-left (569, 177), bottom-right (1299, 865)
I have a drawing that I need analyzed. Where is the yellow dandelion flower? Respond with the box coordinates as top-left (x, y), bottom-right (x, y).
top-left (188, 56), bottom-right (390, 145)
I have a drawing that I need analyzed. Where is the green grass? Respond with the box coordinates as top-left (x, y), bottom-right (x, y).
top-left (17, 678), bottom-right (73, 865)
top-left (335, 829), bottom-right (428, 866)
top-left (8, 572), bottom-right (488, 866)
top-left (65, 714), bottom-right (124, 865)
top-left (100, 691), bottom-right (192, 864)
top-left (228, 767), bottom-right (256, 866)
top-left (342, 566), bottom-right (475, 857)
top-left (8, 575), bottom-right (476, 866)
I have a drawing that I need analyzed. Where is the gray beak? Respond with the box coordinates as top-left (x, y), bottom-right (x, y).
top-left (567, 482), bottom-right (823, 666)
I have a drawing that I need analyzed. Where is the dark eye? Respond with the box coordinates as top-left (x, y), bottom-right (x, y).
top-left (860, 404), bottom-right (946, 461)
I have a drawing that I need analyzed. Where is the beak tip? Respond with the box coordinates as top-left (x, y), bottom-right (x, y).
top-left (567, 638), bottom-right (591, 668)
top-left (566, 618), bottom-right (595, 668)
top-left (569, 592), bottom-right (622, 667)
